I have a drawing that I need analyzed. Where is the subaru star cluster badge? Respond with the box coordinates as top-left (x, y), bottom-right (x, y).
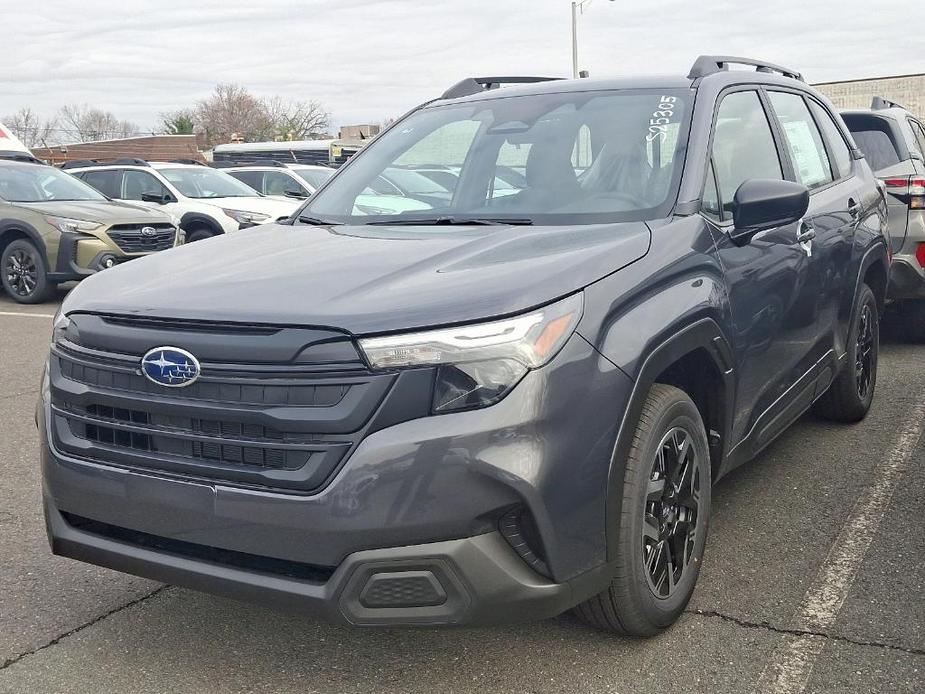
top-left (140, 346), bottom-right (201, 387)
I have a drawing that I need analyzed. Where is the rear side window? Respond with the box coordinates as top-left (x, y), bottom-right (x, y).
top-left (908, 120), bottom-right (925, 159)
top-left (842, 114), bottom-right (902, 172)
top-left (809, 101), bottom-right (853, 179)
top-left (711, 91), bottom-right (783, 218)
top-left (767, 91), bottom-right (833, 189)
top-left (78, 169), bottom-right (121, 198)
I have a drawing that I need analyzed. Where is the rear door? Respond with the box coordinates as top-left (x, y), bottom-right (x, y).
top-left (704, 89), bottom-right (818, 447)
top-left (765, 90), bottom-right (861, 356)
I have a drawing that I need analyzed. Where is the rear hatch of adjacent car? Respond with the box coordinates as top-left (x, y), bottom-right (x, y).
top-left (842, 112), bottom-right (919, 253)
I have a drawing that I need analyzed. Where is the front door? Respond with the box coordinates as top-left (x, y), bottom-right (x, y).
top-left (703, 89), bottom-right (818, 449)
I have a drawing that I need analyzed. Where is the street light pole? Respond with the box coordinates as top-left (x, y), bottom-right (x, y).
top-left (571, 0), bottom-right (592, 78)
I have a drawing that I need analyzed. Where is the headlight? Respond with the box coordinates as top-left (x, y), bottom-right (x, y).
top-left (221, 209), bottom-right (270, 227)
top-left (52, 312), bottom-right (74, 345)
top-left (359, 293), bottom-right (583, 413)
top-left (44, 216), bottom-right (102, 234)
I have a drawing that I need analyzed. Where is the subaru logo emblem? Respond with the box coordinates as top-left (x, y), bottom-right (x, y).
top-left (140, 226), bottom-right (157, 237)
top-left (140, 347), bottom-right (201, 387)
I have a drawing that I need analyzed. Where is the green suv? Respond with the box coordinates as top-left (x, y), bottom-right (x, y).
top-left (0, 157), bottom-right (179, 303)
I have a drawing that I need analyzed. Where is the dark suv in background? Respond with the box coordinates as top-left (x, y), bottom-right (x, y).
top-left (841, 98), bottom-right (925, 339)
top-left (41, 56), bottom-right (888, 637)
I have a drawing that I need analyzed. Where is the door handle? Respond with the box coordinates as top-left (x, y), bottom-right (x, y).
top-left (796, 223), bottom-right (816, 244)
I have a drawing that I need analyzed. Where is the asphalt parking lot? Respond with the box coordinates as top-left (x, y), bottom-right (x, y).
top-left (0, 289), bottom-right (922, 694)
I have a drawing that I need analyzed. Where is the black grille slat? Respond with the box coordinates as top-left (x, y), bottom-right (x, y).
top-left (106, 225), bottom-right (176, 253)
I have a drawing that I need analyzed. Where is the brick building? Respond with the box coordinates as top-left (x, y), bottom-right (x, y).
top-left (31, 134), bottom-right (207, 166)
top-left (813, 73), bottom-right (925, 119)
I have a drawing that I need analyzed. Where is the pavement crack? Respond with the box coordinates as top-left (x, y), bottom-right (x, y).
top-left (686, 608), bottom-right (925, 657)
top-left (0, 585), bottom-right (168, 670)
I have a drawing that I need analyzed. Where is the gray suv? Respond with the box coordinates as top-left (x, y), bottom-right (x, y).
top-left (841, 98), bottom-right (925, 339)
top-left (40, 57), bottom-right (888, 636)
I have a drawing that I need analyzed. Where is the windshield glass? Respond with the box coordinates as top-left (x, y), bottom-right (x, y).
top-left (303, 88), bottom-right (690, 225)
top-left (294, 167), bottom-right (335, 189)
top-left (0, 164), bottom-right (107, 203)
top-left (159, 167), bottom-right (261, 198)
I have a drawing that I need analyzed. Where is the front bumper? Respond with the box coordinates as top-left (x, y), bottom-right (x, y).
top-left (41, 334), bottom-right (632, 626)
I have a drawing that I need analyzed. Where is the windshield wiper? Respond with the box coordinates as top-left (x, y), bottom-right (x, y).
top-left (297, 214), bottom-right (342, 226)
top-left (365, 216), bottom-right (533, 226)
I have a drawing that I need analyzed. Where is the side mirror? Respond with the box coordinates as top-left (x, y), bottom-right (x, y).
top-left (141, 192), bottom-right (172, 204)
top-left (284, 190), bottom-right (308, 199)
top-left (730, 179), bottom-right (809, 245)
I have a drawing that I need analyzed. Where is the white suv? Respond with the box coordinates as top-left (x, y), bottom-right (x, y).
top-left (65, 159), bottom-right (301, 242)
top-left (220, 163), bottom-right (335, 199)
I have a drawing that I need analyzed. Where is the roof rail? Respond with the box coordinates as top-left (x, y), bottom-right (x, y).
top-left (0, 151), bottom-right (43, 165)
top-left (211, 160), bottom-right (287, 168)
top-left (440, 76), bottom-right (564, 100)
top-left (59, 159), bottom-right (101, 169)
top-left (871, 96), bottom-right (905, 111)
top-left (111, 157), bottom-right (150, 166)
top-left (688, 55), bottom-right (803, 82)
top-left (168, 158), bottom-right (206, 166)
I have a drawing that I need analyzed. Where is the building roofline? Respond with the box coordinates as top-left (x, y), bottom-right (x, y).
top-left (34, 133), bottom-right (199, 149)
top-left (812, 72), bottom-right (925, 86)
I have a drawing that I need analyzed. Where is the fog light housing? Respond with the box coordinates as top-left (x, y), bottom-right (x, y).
top-left (98, 254), bottom-right (118, 269)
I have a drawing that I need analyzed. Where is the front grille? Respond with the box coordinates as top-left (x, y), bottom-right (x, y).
top-left (49, 315), bottom-right (397, 494)
top-left (61, 512), bottom-right (335, 583)
top-left (106, 224), bottom-right (176, 253)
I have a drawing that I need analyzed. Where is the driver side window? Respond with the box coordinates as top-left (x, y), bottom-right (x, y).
top-left (123, 170), bottom-right (170, 201)
top-left (711, 91), bottom-right (784, 221)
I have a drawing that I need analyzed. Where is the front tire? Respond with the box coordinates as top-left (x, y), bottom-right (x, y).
top-left (184, 226), bottom-right (215, 243)
top-left (816, 283), bottom-right (878, 422)
top-left (1, 239), bottom-right (52, 304)
top-left (573, 384), bottom-right (711, 637)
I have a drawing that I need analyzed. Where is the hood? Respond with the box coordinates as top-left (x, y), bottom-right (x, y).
top-left (205, 196), bottom-right (300, 218)
top-left (63, 221), bottom-right (651, 335)
top-left (17, 199), bottom-right (174, 225)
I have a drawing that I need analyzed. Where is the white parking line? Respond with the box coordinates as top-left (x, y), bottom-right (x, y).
top-left (0, 310), bottom-right (55, 319)
top-left (756, 400), bottom-right (925, 693)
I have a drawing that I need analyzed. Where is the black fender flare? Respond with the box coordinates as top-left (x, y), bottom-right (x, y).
top-left (0, 218), bottom-right (50, 271)
top-left (852, 239), bottom-right (889, 310)
top-left (603, 317), bottom-right (735, 561)
top-left (179, 212), bottom-right (222, 235)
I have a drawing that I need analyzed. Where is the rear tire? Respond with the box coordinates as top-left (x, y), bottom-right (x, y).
top-left (1, 239), bottom-right (52, 304)
top-left (816, 283), bottom-right (878, 422)
top-left (899, 299), bottom-right (925, 343)
top-left (573, 384), bottom-right (711, 637)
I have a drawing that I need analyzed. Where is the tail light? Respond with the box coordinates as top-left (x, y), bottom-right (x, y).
top-left (916, 243), bottom-right (925, 268)
top-left (881, 176), bottom-right (925, 209)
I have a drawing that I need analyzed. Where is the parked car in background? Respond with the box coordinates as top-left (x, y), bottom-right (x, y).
top-left (219, 162), bottom-right (335, 199)
top-left (64, 159), bottom-right (300, 242)
top-left (41, 57), bottom-right (888, 637)
top-left (841, 98), bottom-right (925, 339)
top-left (0, 120), bottom-right (34, 157)
top-left (0, 156), bottom-right (179, 303)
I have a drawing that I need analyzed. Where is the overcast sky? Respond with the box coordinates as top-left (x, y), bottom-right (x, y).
top-left (1, 0), bottom-right (914, 135)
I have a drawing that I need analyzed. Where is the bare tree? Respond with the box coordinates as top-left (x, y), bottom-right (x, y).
top-left (58, 104), bottom-right (139, 142)
top-left (194, 84), bottom-right (267, 145)
top-left (3, 107), bottom-right (59, 148)
top-left (261, 97), bottom-right (330, 141)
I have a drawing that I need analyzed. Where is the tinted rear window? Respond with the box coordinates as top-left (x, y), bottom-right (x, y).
top-left (841, 114), bottom-right (902, 171)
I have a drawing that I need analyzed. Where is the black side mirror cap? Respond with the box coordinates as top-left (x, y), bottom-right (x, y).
top-left (141, 192), bottom-right (174, 204)
top-left (730, 179), bottom-right (809, 245)
top-left (284, 190), bottom-right (308, 199)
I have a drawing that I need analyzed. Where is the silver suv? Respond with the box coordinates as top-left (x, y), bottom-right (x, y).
top-left (842, 98), bottom-right (925, 339)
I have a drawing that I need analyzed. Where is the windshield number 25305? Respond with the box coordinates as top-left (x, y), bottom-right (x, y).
top-left (646, 96), bottom-right (678, 143)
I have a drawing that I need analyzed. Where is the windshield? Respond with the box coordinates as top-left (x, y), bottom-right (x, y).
top-left (159, 167), bottom-right (261, 199)
top-left (0, 164), bottom-right (107, 203)
top-left (294, 167), bottom-right (335, 189)
top-left (303, 88), bottom-right (690, 225)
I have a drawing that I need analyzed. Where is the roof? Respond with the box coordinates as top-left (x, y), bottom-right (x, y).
top-left (31, 134), bottom-right (206, 166)
top-left (813, 72), bottom-right (925, 86)
top-left (213, 139), bottom-right (337, 153)
top-left (436, 75), bottom-right (695, 105)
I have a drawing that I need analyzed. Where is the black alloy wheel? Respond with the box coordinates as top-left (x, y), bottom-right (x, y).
top-left (855, 303), bottom-right (875, 401)
top-left (5, 247), bottom-right (38, 298)
top-left (643, 427), bottom-right (702, 598)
